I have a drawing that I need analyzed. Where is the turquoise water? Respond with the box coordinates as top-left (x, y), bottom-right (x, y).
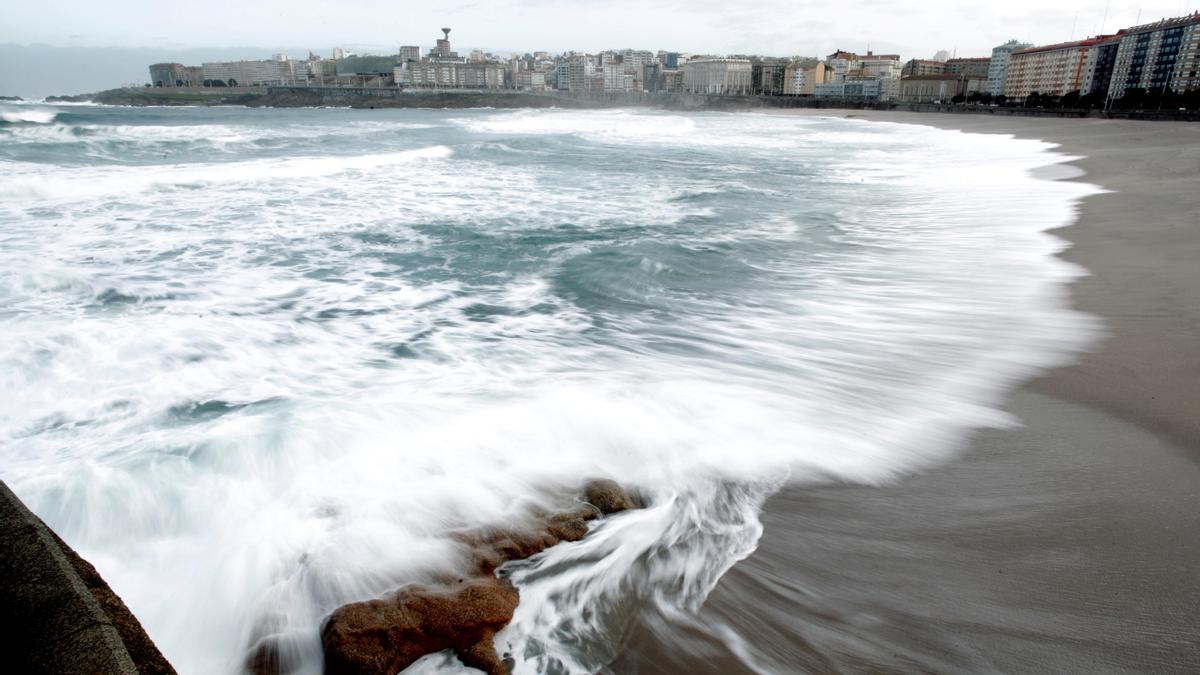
top-left (0, 104), bottom-right (1096, 673)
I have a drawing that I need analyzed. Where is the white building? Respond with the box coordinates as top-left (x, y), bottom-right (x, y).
top-left (201, 59), bottom-right (306, 86)
top-left (620, 50), bottom-right (657, 69)
top-left (602, 63), bottom-right (634, 91)
top-left (396, 61), bottom-right (503, 88)
top-left (513, 71), bottom-right (547, 91)
top-left (825, 50), bottom-right (901, 100)
top-left (681, 58), bottom-right (752, 95)
top-left (986, 40), bottom-right (1033, 95)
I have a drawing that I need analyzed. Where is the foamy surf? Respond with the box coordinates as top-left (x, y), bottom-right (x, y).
top-left (0, 105), bottom-right (1099, 674)
top-left (0, 108), bottom-right (59, 124)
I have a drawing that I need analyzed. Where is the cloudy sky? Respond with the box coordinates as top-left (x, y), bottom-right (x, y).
top-left (4, 0), bottom-right (1196, 58)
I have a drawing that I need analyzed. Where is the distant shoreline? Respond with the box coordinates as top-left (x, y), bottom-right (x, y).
top-left (38, 87), bottom-right (1200, 121)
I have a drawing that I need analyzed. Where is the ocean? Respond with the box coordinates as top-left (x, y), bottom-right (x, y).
top-left (0, 103), bottom-right (1097, 673)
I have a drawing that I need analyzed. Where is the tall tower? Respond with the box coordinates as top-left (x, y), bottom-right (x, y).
top-left (436, 28), bottom-right (452, 58)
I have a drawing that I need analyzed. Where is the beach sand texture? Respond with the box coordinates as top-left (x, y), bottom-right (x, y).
top-left (613, 114), bottom-right (1200, 674)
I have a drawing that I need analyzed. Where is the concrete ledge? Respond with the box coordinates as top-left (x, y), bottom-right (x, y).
top-left (0, 480), bottom-right (175, 674)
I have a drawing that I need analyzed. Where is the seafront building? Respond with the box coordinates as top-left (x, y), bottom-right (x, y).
top-left (1003, 35), bottom-right (1117, 98)
top-left (783, 58), bottom-right (828, 95)
top-left (199, 57), bottom-right (309, 87)
top-left (824, 50), bottom-right (901, 100)
top-left (751, 59), bottom-right (789, 95)
top-left (138, 12), bottom-right (1200, 107)
top-left (902, 59), bottom-right (947, 77)
top-left (815, 78), bottom-right (883, 100)
top-left (985, 40), bottom-right (1032, 95)
top-left (1108, 13), bottom-right (1200, 95)
top-left (898, 74), bottom-right (970, 102)
top-left (945, 57), bottom-right (990, 79)
top-left (681, 58), bottom-right (752, 95)
top-left (148, 63), bottom-right (203, 88)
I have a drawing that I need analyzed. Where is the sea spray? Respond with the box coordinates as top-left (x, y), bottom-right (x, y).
top-left (0, 105), bottom-right (1099, 674)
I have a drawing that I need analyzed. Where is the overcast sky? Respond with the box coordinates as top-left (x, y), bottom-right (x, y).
top-left (4, 0), bottom-right (1197, 58)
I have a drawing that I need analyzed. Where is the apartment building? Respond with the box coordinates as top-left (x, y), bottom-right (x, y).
top-left (902, 59), bottom-right (947, 77)
top-left (783, 59), bottom-right (828, 95)
top-left (986, 40), bottom-right (1033, 95)
top-left (945, 57), bottom-right (990, 79)
top-left (814, 78), bottom-right (883, 100)
top-left (1003, 35), bottom-right (1115, 98)
top-left (1109, 13), bottom-right (1200, 95)
top-left (681, 58), bottom-right (752, 95)
top-left (201, 59), bottom-right (306, 86)
top-left (898, 74), bottom-right (968, 102)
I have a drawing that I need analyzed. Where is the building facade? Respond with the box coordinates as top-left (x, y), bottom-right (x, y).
top-left (945, 57), bottom-right (990, 79)
top-left (681, 58), bottom-right (752, 95)
top-left (902, 59), bottom-right (947, 77)
top-left (783, 59), bottom-right (827, 95)
top-left (986, 40), bottom-right (1033, 95)
top-left (398, 61), bottom-right (503, 88)
top-left (201, 59), bottom-right (305, 86)
top-left (751, 60), bottom-right (788, 94)
top-left (899, 74), bottom-right (968, 102)
top-left (148, 63), bottom-right (203, 87)
top-left (512, 70), bottom-right (547, 91)
top-left (814, 78), bottom-right (883, 100)
top-left (1109, 13), bottom-right (1200, 95)
top-left (1003, 35), bottom-right (1115, 98)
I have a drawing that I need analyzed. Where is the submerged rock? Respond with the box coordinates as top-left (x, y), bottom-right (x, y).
top-left (319, 479), bottom-right (640, 675)
top-left (583, 478), bottom-right (640, 515)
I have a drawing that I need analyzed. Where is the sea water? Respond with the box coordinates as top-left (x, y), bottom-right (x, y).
top-left (0, 104), bottom-right (1098, 674)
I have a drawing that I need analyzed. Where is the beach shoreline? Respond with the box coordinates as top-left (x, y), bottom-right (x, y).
top-left (619, 112), bottom-right (1200, 673)
top-left (3, 101), bottom-right (1197, 674)
top-left (826, 112), bottom-right (1200, 455)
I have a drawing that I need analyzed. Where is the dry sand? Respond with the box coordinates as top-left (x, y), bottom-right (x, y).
top-left (611, 113), bottom-right (1200, 674)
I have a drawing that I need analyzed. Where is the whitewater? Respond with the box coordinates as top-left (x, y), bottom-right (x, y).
top-left (0, 103), bottom-right (1098, 673)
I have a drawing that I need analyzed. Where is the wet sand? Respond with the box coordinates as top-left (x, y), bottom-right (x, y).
top-left (613, 115), bottom-right (1200, 673)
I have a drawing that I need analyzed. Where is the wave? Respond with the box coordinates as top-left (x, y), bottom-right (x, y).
top-left (0, 108), bottom-right (59, 125)
top-left (0, 145), bottom-right (453, 201)
top-left (0, 108), bottom-right (1100, 674)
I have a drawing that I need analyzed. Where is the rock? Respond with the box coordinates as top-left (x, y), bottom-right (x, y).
top-left (457, 503), bottom-right (602, 576)
top-left (319, 481), bottom-right (641, 675)
top-left (322, 578), bottom-right (519, 675)
top-left (583, 478), bottom-right (638, 515)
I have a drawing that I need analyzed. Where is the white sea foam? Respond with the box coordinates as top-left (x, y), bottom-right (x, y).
top-left (0, 145), bottom-right (453, 202)
top-left (0, 107), bottom-right (1100, 674)
top-left (0, 108), bottom-right (59, 124)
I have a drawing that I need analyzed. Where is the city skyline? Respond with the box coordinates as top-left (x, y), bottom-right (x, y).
top-left (5, 0), bottom-right (1196, 62)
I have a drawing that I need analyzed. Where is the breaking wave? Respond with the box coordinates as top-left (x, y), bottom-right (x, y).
top-left (0, 105), bottom-right (1099, 674)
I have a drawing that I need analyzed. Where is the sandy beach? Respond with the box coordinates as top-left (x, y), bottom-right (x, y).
top-left (613, 114), bottom-right (1200, 674)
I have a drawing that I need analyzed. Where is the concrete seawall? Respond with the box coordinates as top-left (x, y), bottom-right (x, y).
top-left (0, 480), bottom-right (175, 674)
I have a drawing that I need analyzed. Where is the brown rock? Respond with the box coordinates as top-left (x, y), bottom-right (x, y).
top-left (320, 482), bottom-right (641, 675)
top-left (322, 578), bottom-right (518, 675)
top-left (583, 478), bottom-right (638, 515)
